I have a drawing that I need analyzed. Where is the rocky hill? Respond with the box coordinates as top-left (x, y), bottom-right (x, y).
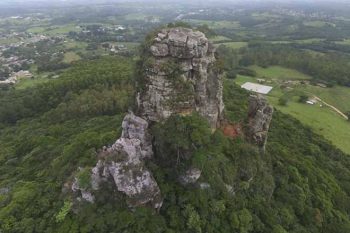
top-left (69, 27), bottom-right (277, 210)
top-left (1, 31), bottom-right (350, 233)
top-left (70, 27), bottom-right (227, 209)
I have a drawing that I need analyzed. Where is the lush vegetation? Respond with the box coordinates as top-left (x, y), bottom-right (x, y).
top-left (229, 62), bottom-right (350, 154)
top-left (1, 57), bottom-right (350, 232)
top-left (240, 43), bottom-right (350, 86)
top-left (1, 1), bottom-right (350, 232)
top-left (0, 57), bottom-right (133, 124)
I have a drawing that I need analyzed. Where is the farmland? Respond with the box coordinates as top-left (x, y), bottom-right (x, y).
top-left (233, 65), bottom-right (350, 154)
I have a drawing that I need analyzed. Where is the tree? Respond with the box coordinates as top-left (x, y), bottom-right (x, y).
top-left (226, 70), bottom-right (237, 79)
top-left (299, 95), bottom-right (309, 103)
top-left (77, 167), bottom-right (92, 189)
top-left (197, 24), bottom-right (216, 38)
top-left (102, 43), bottom-right (110, 51)
top-left (346, 111), bottom-right (350, 121)
top-left (55, 201), bottom-right (73, 223)
top-left (184, 205), bottom-right (202, 233)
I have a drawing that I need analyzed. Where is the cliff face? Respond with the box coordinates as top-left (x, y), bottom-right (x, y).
top-left (70, 27), bottom-right (226, 210)
top-left (246, 95), bottom-right (274, 150)
top-left (92, 113), bottom-right (162, 208)
top-left (71, 112), bottom-right (162, 209)
top-left (137, 27), bottom-right (224, 129)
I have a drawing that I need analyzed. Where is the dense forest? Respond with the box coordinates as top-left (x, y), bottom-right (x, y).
top-left (239, 43), bottom-right (350, 86)
top-left (0, 56), bottom-right (350, 232)
top-left (215, 42), bottom-right (350, 87)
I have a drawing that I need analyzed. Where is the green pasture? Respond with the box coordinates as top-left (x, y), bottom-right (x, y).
top-left (231, 66), bottom-right (350, 154)
top-left (250, 65), bottom-right (312, 80)
top-left (218, 42), bottom-right (248, 49)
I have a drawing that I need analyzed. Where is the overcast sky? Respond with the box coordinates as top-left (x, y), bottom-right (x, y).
top-left (0, 0), bottom-right (349, 7)
top-left (0, 0), bottom-right (348, 2)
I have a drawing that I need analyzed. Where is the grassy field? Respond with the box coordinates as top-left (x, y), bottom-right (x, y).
top-left (299, 85), bottom-right (350, 113)
top-left (251, 12), bottom-right (281, 20)
top-left (185, 19), bottom-right (240, 29)
top-left (15, 76), bottom-right (50, 89)
top-left (0, 37), bottom-right (20, 45)
top-left (269, 96), bottom-right (350, 154)
top-left (112, 42), bottom-right (140, 50)
top-left (211, 35), bottom-right (232, 42)
top-left (124, 13), bottom-right (150, 21)
top-left (232, 66), bottom-right (350, 154)
top-left (63, 52), bottom-right (81, 63)
top-left (269, 38), bottom-right (325, 44)
top-left (250, 65), bottom-right (312, 80)
top-left (27, 26), bottom-right (46, 33)
top-left (246, 65), bottom-right (350, 111)
top-left (219, 42), bottom-right (248, 49)
top-left (234, 75), bottom-right (258, 85)
top-left (27, 24), bottom-right (80, 35)
top-left (335, 39), bottom-right (350, 45)
top-left (303, 21), bottom-right (333, 27)
top-left (64, 40), bottom-right (88, 50)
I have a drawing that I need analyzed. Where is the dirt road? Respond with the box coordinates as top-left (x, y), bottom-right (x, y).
top-left (313, 96), bottom-right (349, 120)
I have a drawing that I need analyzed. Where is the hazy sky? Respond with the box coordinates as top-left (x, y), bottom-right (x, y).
top-left (0, 0), bottom-right (349, 7)
top-left (0, 0), bottom-right (348, 2)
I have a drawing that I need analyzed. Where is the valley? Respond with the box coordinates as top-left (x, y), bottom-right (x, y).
top-left (1, 1), bottom-right (350, 232)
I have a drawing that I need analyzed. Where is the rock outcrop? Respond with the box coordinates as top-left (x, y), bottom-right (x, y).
top-left (179, 168), bottom-right (202, 185)
top-left (72, 113), bottom-right (162, 209)
top-left (70, 27), bottom-right (227, 210)
top-left (246, 94), bottom-right (274, 150)
top-left (138, 27), bottom-right (224, 129)
top-left (71, 174), bottom-right (95, 203)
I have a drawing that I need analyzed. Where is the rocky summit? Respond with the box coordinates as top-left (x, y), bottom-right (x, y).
top-left (137, 27), bottom-right (224, 129)
top-left (70, 27), bottom-right (227, 210)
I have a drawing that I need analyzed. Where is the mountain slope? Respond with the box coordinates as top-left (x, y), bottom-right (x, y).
top-left (0, 57), bottom-right (349, 232)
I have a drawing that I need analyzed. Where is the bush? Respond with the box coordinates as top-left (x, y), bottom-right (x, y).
top-left (236, 67), bottom-right (257, 77)
top-left (77, 167), bottom-right (91, 189)
top-left (299, 95), bottom-right (309, 103)
top-left (226, 70), bottom-right (237, 79)
top-left (55, 201), bottom-right (72, 223)
top-left (151, 113), bottom-right (211, 169)
top-left (346, 111), bottom-right (350, 121)
top-left (278, 96), bottom-right (288, 106)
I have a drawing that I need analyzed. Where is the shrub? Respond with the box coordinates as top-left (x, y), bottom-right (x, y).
top-left (77, 167), bottom-right (91, 189)
top-left (278, 96), bottom-right (288, 106)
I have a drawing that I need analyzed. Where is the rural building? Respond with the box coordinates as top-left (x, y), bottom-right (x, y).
top-left (241, 82), bottom-right (273, 94)
top-left (257, 78), bottom-right (266, 83)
